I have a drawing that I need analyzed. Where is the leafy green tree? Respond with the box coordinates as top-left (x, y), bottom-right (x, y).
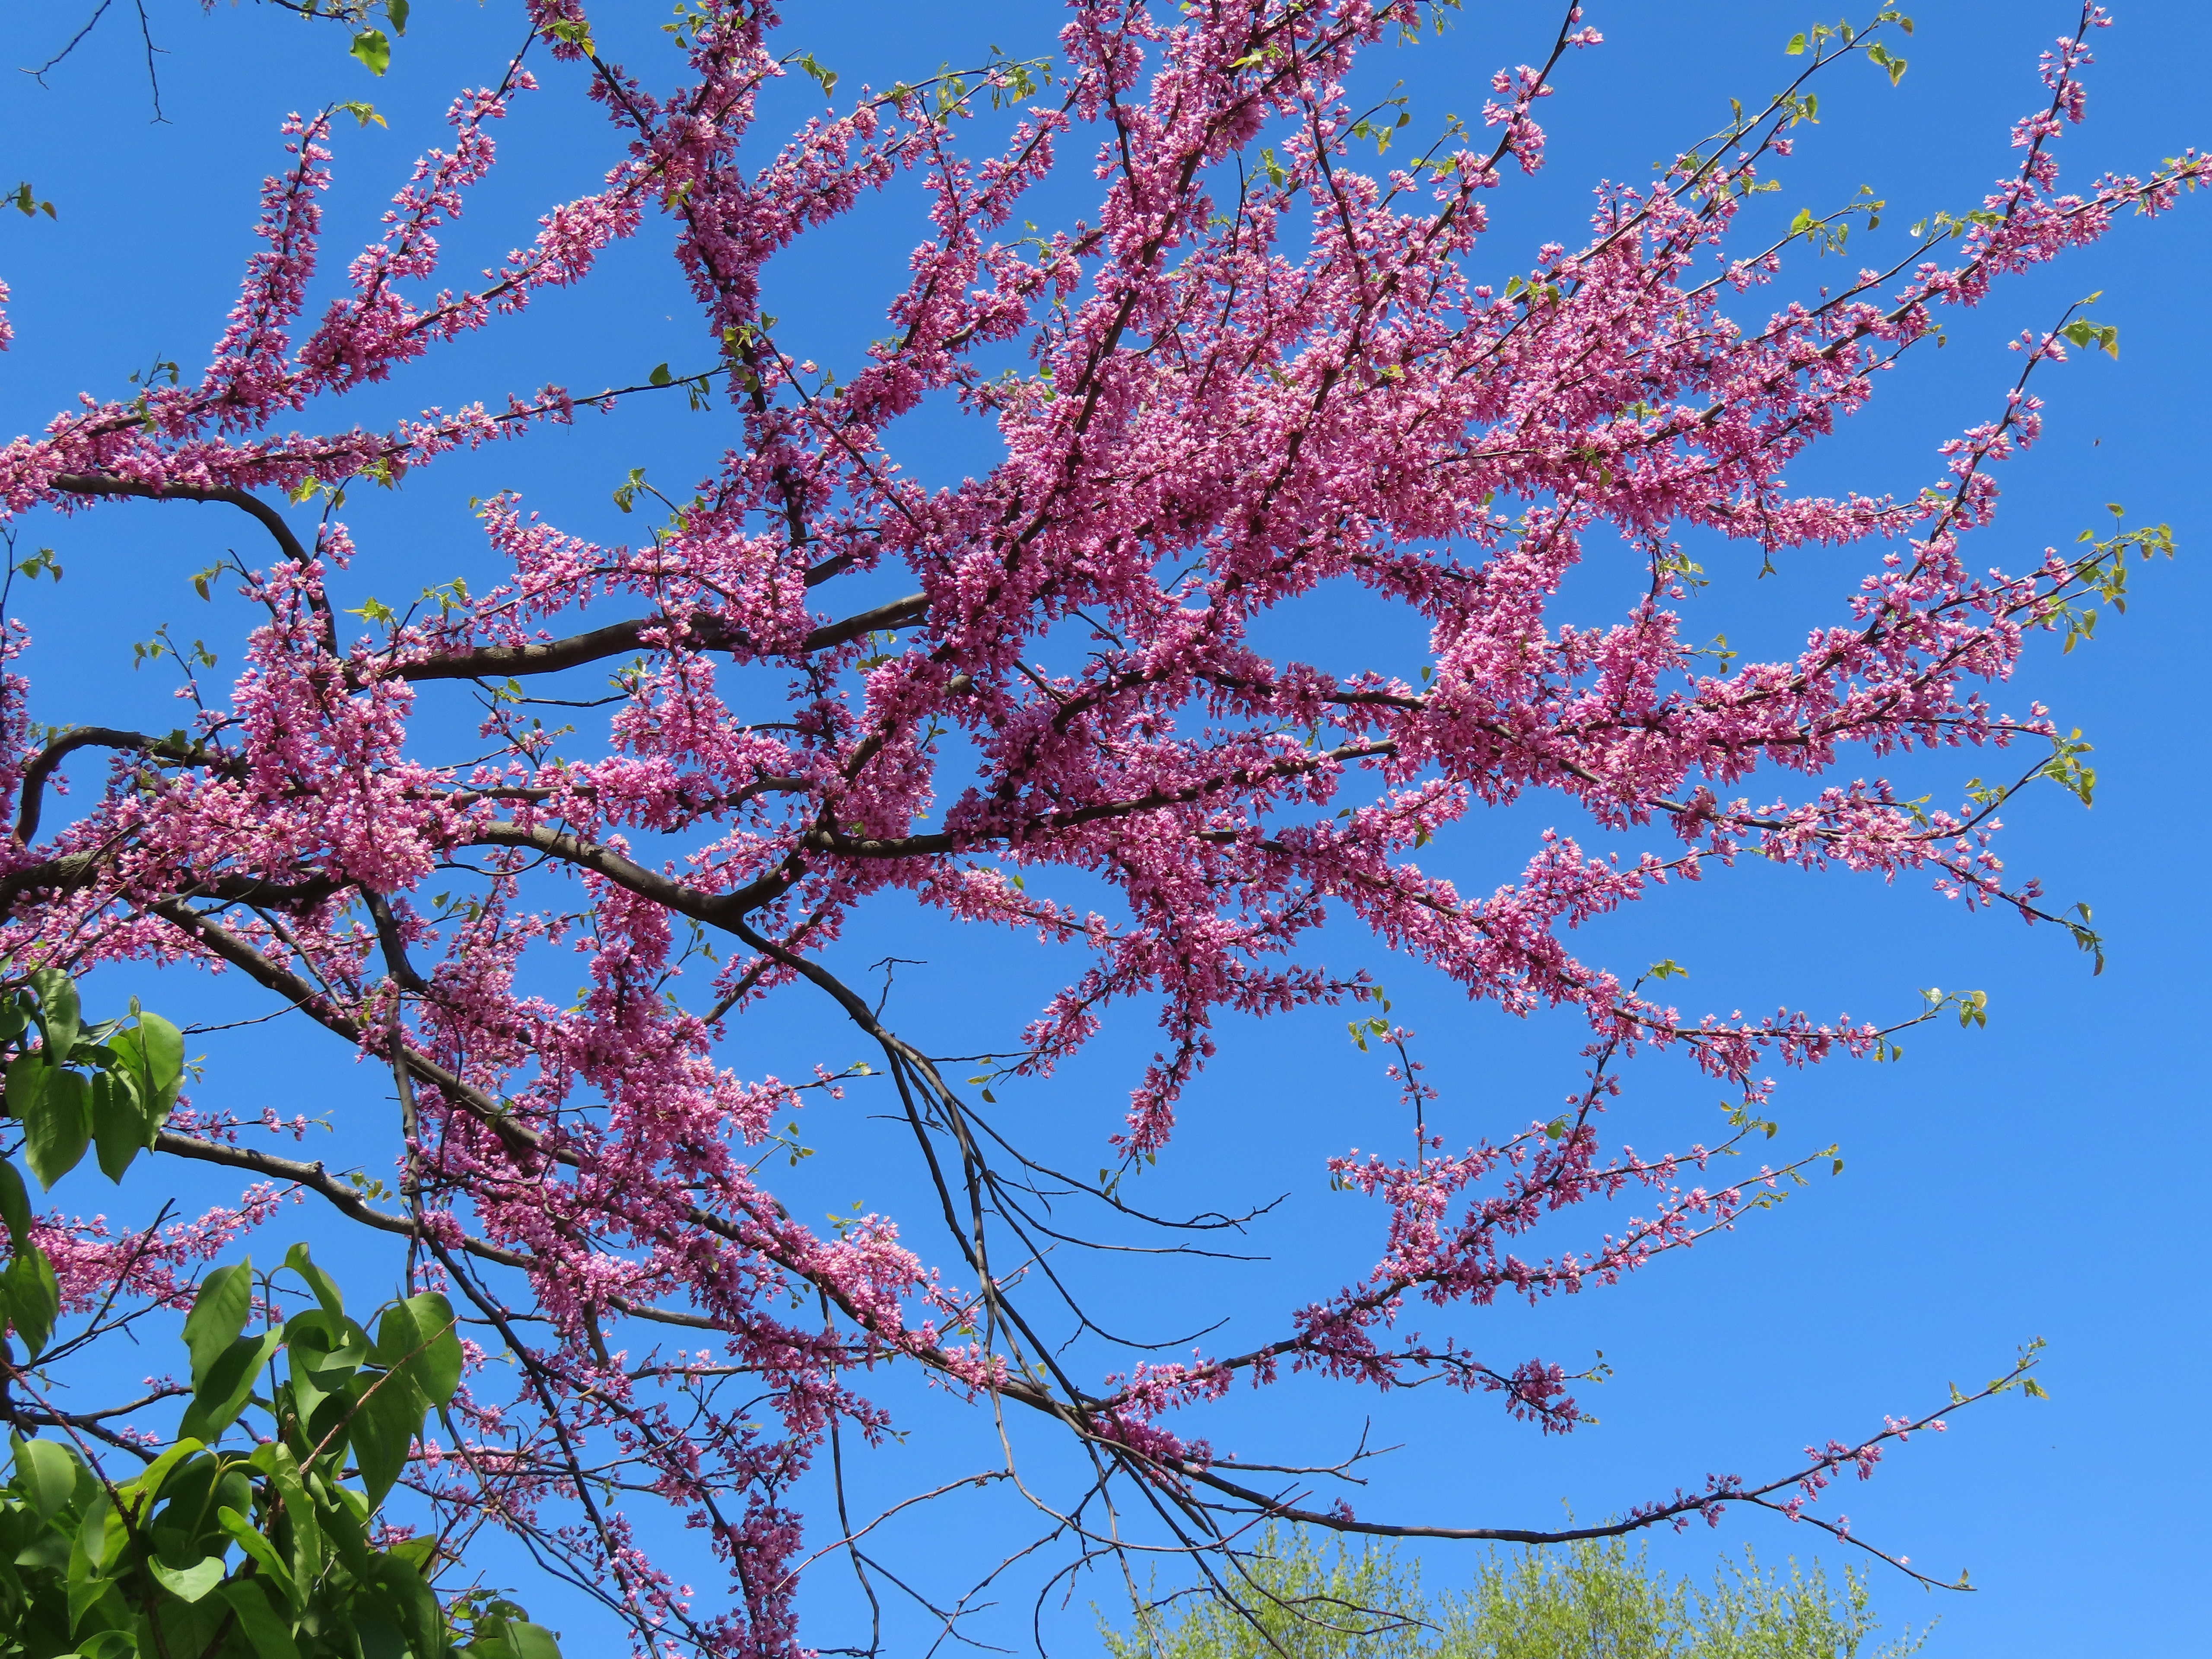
top-left (1103, 1530), bottom-right (1926, 1659)
top-left (0, 972), bottom-right (562, 1659)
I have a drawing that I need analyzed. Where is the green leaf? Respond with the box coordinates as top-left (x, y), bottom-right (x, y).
top-left (0, 1155), bottom-right (32, 1248)
top-left (377, 1292), bottom-right (463, 1407)
top-left (23, 1067), bottom-right (89, 1189)
top-left (179, 1330), bottom-right (281, 1443)
top-left (3, 1244), bottom-right (59, 1357)
top-left (27, 969), bottom-right (80, 1063)
top-left (348, 1375), bottom-right (423, 1506)
top-left (282, 1243), bottom-right (346, 1322)
top-left (350, 28), bottom-right (392, 75)
top-left (6, 1047), bottom-right (50, 1132)
top-left (359, 1611), bottom-right (411, 1659)
top-left (383, 0), bottom-right (410, 35)
top-left (470, 1621), bottom-right (563, 1659)
top-left (648, 362), bottom-right (674, 387)
top-left (117, 1437), bottom-right (207, 1513)
top-left (219, 1576), bottom-right (304, 1659)
top-left (184, 1261), bottom-right (254, 1385)
top-left (368, 1536), bottom-right (445, 1653)
top-left (253, 1445), bottom-right (323, 1589)
top-left (286, 1308), bottom-right (374, 1438)
top-left (150, 1552), bottom-right (226, 1602)
top-left (217, 1505), bottom-right (300, 1607)
top-left (114, 1011), bottom-right (185, 1121)
top-left (1785, 31), bottom-right (1808, 53)
top-left (317, 1477), bottom-right (375, 1576)
top-left (12, 1433), bottom-right (79, 1520)
top-left (90, 1071), bottom-right (149, 1182)
top-left (66, 1548), bottom-right (127, 1654)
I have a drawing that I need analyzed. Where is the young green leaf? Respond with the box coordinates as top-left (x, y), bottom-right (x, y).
top-left (113, 1010), bottom-right (185, 1122)
top-left (348, 1375), bottom-right (424, 1506)
top-left (350, 28), bottom-right (393, 75)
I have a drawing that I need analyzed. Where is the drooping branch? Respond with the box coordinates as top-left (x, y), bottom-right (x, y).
top-left (15, 726), bottom-right (242, 843)
top-left (49, 472), bottom-right (309, 564)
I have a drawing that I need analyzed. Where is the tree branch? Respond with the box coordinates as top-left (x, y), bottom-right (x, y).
top-left (385, 592), bottom-right (928, 684)
top-left (50, 472), bottom-right (309, 564)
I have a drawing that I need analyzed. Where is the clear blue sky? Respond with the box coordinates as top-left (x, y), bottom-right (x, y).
top-left (2, 2), bottom-right (2206, 1653)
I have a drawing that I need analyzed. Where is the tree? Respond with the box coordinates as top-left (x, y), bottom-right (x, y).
top-left (0, 970), bottom-right (562, 1658)
top-left (1100, 1529), bottom-right (1924, 1658)
top-left (0, 1), bottom-right (2200, 1654)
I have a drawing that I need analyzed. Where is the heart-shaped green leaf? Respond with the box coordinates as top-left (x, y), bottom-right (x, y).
top-left (350, 27), bottom-right (391, 75)
top-left (114, 1010), bottom-right (185, 1124)
top-left (348, 1374), bottom-right (424, 1506)
top-left (282, 1243), bottom-right (346, 1322)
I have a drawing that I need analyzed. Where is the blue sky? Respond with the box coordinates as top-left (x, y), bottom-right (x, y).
top-left (2, 1), bottom-right (2206, 1653)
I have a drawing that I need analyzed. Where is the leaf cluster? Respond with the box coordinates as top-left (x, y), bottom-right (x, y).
top-left (0, 973), bottom-right (559, 1659)
top-left (0, 1248), bottom-right (554, 1658)
top-left (1, 972), bottom-right (185, 1358)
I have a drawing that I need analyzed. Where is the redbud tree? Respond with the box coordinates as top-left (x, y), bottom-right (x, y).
top-left (0, 1), bottom-right (2199, 1654)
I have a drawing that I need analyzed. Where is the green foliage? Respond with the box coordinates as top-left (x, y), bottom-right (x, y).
top-left (0, 1247), bottom-right (555, 1658)
top-left (1100, 1529), bottom-right (1926, 1659)
top-left (0, 973), bottom-right (184, 1360)
top-left (0, 971), bottom-right (558, 1659)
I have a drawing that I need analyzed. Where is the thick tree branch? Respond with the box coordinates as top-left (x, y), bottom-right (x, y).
top-left (385, 592), bottom-right (928, 684)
